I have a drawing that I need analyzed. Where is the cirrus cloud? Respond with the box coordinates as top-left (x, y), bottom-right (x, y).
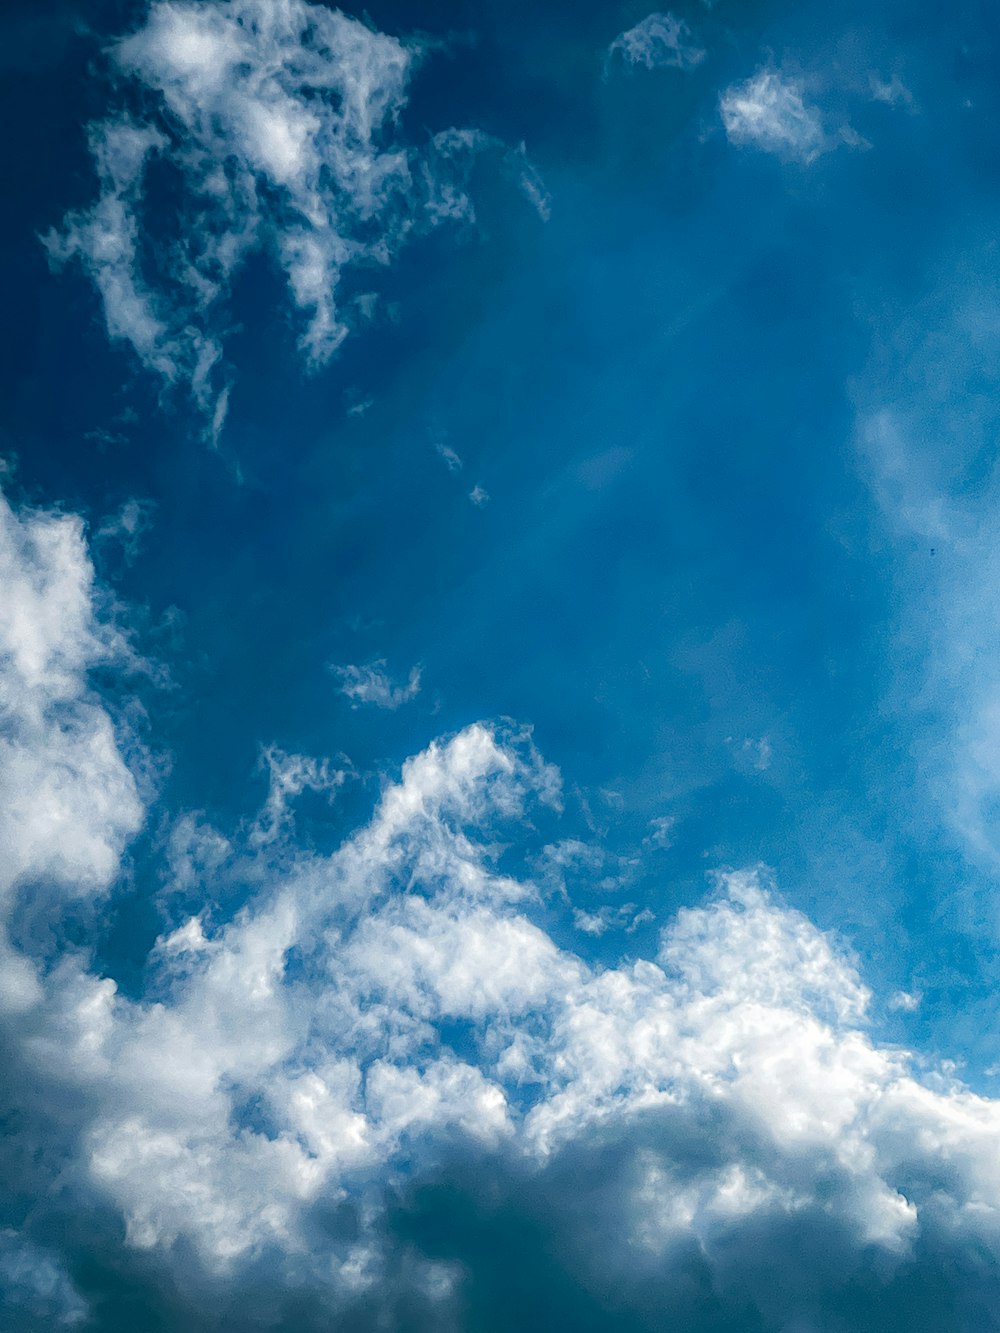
top-left (607, 12), bottom-right (704, 73)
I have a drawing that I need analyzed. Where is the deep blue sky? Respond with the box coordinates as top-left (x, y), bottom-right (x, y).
top-left (6, 0), bottom-right (1000, 1327)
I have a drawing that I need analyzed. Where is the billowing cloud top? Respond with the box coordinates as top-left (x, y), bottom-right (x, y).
top-left (1, 485), bottom-right (1000, 1327)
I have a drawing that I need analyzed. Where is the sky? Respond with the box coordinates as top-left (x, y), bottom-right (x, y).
top-left (4, 0), bottom-right (1000, 1327)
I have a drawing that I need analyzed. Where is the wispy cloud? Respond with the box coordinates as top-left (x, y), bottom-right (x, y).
top-left (11, 699), bottom-right (1000, 1296)
top-left (435, 441), bottom-right (463, 472)
top-left (607, 12), bottom-right (704, 73)
top-left (720, 69), bottom-right (826, 163)
top-left (645, 814), bottom-right (676, 849)
top-left (249, 746), bottom-right (347, 846)
top-left (331, 660), bottom-right (422, 709)
top-left (95, 496), bottom-right (155, 562)
top-left (0, 1230), bottom-right (87, 1327)
top-left (857, 400), bottom-right (1000, 877)
top-left (730, 734), bottom-right (773, 772)
top-left (572, 902), bottom-right (654, 935)
top-left (870, 72), bottom-right (915, 108)
top-left (44, 0), bottom-right (546, 434)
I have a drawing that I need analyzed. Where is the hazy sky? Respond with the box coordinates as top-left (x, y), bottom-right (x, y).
top-left (4, 0), bottom-right (1000, 1327)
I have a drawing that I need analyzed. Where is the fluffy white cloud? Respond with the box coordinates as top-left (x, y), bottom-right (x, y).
top-left (10, 717), bottom-right (1000, 1287)
top-left (6, 486), bottom-right (1000, 1311)
top-left (720, 70), bottom-right (826, 163)
top-left (0, 492), bottom-right (143, 1012)
top-left (45, 0), bottom-right (544, 432)
top-left (607, 13), bottom-right (704, 72)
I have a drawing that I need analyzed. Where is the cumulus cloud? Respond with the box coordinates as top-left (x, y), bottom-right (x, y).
top-left (44, 0), bottom-right (544, 432)
top-left (607, 12), bottom-right (704, 72)
top-left (10, 797), bottom-right (1000, 1325)
top-left (720, 69), bottom-right (826, 162)
top-left (8, 487), bottom-right (1000, 1324)
top-left (332, 660), bottom-right (421, 709)
top-left (4, 706), bottom-right (1000, 1319)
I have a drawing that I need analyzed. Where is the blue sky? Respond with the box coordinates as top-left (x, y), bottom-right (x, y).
top-left (5, 0), bottom-right (1000, 1327)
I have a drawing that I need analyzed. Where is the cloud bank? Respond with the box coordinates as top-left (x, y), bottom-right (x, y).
top-left (4, 486), bottom-right (1000, 1327)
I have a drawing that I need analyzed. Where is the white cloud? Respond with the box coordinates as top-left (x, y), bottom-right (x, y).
top-left (739, 734), bottom-right (772, 771)
top-left (871, 73), bottom-right (915, 108)
top-left (95, 496), bottom-right (155, 562)
top-left (469, 484), bottom-right (489, 507)
top-left (435, 442), bottom-right (463, 472)
top-left (572, 902), bottom-right (652, 935)
top-left (161, 812), bottom-right (232, 905)
top-left (854, 299), bottom-right (1000, 878)
top-left (645, 814), bottom-right (676, 849)
top-left (720, 70), bottom-right (826, 163)
top-left (331, 660), bottom-right (421, 710)
top-left (861, 409), bottom-right (1000, 875)
top-left (44, 121), bottom-right (176, 377)
top-left (249, 745), bottom-right (347, 846)
top-left (0, 491), bottom-right (143, 1012)
top-left (511, 141), bottom-right (553, 221)
top-left (7, 494), bottom-right (1000, 1305)
top-left (607, 13), bottom-right (704, 72)
top-left (45, 0), bottom-right (547, 431)
top-left (10, 715), bottom-right (1000, 1283)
